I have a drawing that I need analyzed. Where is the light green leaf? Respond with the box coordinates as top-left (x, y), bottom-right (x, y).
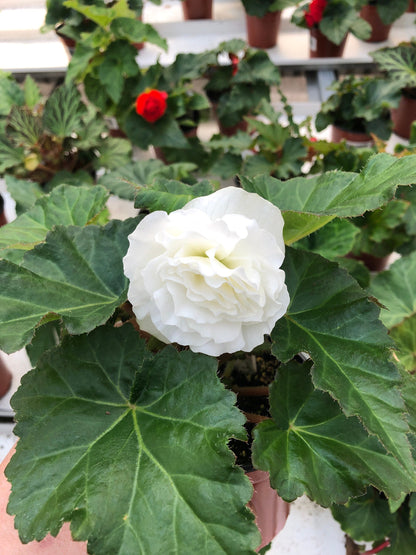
top-left (253, 360), bottom-right (415, 506)
top-left (7, 325), bottom-right (259, 553)
top-left (134, 179), bottom-right (215, 213)
top-left (282, 213), bottom-right (334, 245)
top-left (98, 159), bottom-right (166, 200)
top-left (0, 71), bottom-right (24, 115)
top-left (390, 316), bottom-right (416, 373)
top-left (0, 218), bottom-right (138, 353)
top-left (23, 75), bottom-right (42, 110)
top-left (240, 153), bottom-right (416, 217)
top-left (4, 176), bottom-right (43, 214)
top-left (0, 185), bottom-right (109, 263)
top-left (371, 252), bottom-right (416, 329)
top-left (273, 248), bottom-right (415, 475)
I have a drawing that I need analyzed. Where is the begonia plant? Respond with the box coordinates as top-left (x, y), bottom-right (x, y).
top-left (292, 0), bottom-right (371, 44)
top-left (1, 153), bottom-right (416, 553)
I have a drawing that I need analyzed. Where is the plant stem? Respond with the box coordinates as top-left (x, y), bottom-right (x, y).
top-left (363, 540), bottom-right (391, 555)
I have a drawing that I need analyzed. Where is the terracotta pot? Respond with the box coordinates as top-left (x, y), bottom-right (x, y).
top-left (309, 27), bottom-right (347, 58)
top-left (211, 103), bottom-right (248, 136)
top-left (247, 470), bottom-right (290, 551)
top-left (408, 0), bottom-right (415, 12)
top-left (182, 0), bottom-right (213, 20)
top-left (245, 11), bottom-right (282, 49)
top-left (359, 5), bottom-right (391, 42)
top-left (0, 193), bottom-right (7, 227)
top-left (391, 93), bottom-right (416, 139)
top-left (55, 25), bottom-right (76, 55)
top-left (0, 355), bottom-right (12, 399)
top-left (331, 125), bottom-right (374, 146)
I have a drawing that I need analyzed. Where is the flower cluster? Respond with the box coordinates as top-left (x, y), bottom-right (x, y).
top-left (304, 0), bottom-right (327, 27)
top-left (135, 88), bottom-right (168, 123)
top-left (123, 187), bottom-right (290, 356)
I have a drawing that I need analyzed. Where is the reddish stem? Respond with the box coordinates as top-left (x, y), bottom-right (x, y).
top-left (363, 540), bottom-right (391, 555)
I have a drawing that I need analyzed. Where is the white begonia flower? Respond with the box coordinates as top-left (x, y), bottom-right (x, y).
top-left (123, 186), bottom-right (290, 356)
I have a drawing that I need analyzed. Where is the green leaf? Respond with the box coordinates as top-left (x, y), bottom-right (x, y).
top-left (0, 185), bottom-right (109, 263)
top-left (272, 248), bottom-right (415, 475)
top-left (4, 176), bottom-right (43, 214)
top-left (331, 489), bottom-right (395, 542)
top-left (110, 17), bottom-right (167, 50)
top-left (7, 107), bottom-right (42, 147)
top-left (43, 83), bottom-right (85, 138)
top-left (0, 71), bottom-right (25, 115)
top-left (253, 359), bottom-right (415, 506)
top-left (23, 75), bottom-right (42, 110)
top-left (385, 503), bottom-right (416, 553)
top-left (98, 159), bottom-right (166, 200)
top-left (0, 218), bottom-right (138, 353)
top-left (25, 320), bottom-right (62, 367)
top-left (94, 137), bottom-right (132, 171)
top-left (240, 153), bottom-right (416, 218)
top-left (124, 111), bottom-right (190, 149)
top-left (0, 137), bottom-right (25, 172)
top-left (295, 218), bottom-right (359, 259)
top-left (134, 179), bottom-right (215, 213)
top-left (390, 316), bottom-right (416, 373)
top-left (282, 213), bottom-right (334, 245)
top-left (371, 252), bottom-right (416, 329)
top-left (7, 325), bottom-right (259, 553)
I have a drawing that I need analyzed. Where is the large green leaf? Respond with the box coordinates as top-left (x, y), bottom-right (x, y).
top-left (371, 252), bottom-right (416, 329)
top-left (0, 218), bottom-right (138, 353)
top-left (240, 154), bottom-right (416, 241)
top-left (272, 248), bottom-right (415, 475)
top-left (6, 325), bottom-right (259, 553)
top-left (0, 185), bottom-right (109, 263)
top-left (390, 316), bottom-right (416, 373)
top-left (253, 360), bottom-right (415, 506)
top-left (294, 218), bottom-right (359, 259)
top-left (134, 179), bottom-right (215, 213)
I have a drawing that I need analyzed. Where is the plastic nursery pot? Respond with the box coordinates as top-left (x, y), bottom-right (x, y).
top-left (181, 0), bottom-right (213, 20)
top-left (391, 92), bottom-right (416, 139)
top-left (247, 470), bottom-right (290, 551)
top-left (245, 11), bottom-right (282, 49)
top-left (359, 5), bottom-right (391, 42)
top-left (54, 24), bottom-right (76, 55)
top-left (309, 27), bottom-right (348, 58)
top-left (330, 125), bottom-right (374, 146)
top-left (0, 355), bottom-right (12, 399)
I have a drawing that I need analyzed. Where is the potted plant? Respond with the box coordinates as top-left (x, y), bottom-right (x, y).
top-left (43, 0), bottom-right (160, 52)
top-left (122, 54), bottom-right (211, 162)
top-left (240, 0), bottom-right (298, 48)
top-left (203, 39), bottom-right (281, 135)
top-left (315, 75), bottom-right (401, 144)
top-left (291, 0), bottom-right (371, 57)
top-left (371, 40), bottom-right (416, 139)
top-left (207, 98), bottom-right (309, 180)
top-left (0, 73), bottom-right (132, 198)
top-left (355, 0), bottom-right (408, 42)
top-left (61, 0), bottom-right (167, 121)
top-left (2, 151), bottom-right (416, 551)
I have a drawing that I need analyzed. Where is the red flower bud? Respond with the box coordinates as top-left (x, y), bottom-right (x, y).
top-left (135, 89), bottom-right (168, 123)
top-left (229, 53), bottom-right (239, 76)
top-left (305, 0), bottom-right (327, 27)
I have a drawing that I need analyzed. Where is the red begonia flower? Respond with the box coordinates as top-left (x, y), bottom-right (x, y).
top-left (305, 0), bottom-right (327, 27)
top-left (135, 89), bottom-right (168, 123)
